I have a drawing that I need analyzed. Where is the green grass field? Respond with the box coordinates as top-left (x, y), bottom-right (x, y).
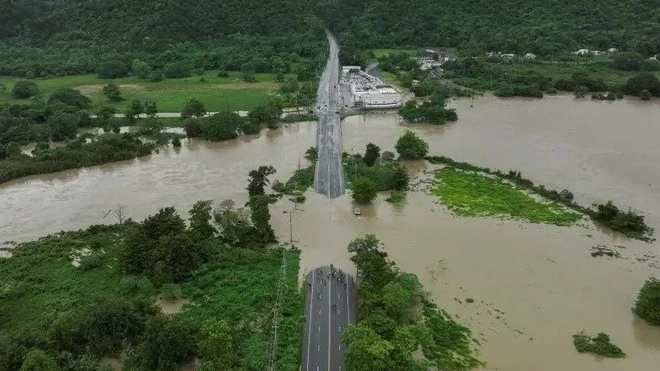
top-left (0, 71), bottom-right (295, 113)
top-left (430, 167), bottom-right (582, 226)
top-left (371, 48), bottom-right (419, 59)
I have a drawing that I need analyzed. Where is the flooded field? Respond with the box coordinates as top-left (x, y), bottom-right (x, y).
top-left (2, 95), bottom-right (660, 370)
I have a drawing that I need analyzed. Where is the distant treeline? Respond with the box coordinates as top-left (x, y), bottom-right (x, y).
top-left (0, 0), bottom-right (327, 77)
top-left (321, 0), bottom-right (660, 65)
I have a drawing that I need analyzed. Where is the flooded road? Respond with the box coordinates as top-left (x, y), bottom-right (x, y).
top-left (2, 95), bottom-right (660, 370)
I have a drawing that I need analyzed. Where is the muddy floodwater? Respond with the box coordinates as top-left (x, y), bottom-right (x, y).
top-left (2, 95), bottom-right (660, 370)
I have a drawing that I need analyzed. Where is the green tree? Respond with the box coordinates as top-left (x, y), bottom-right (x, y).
top-left (18, 349), bottom-right (59, 371)
top-left (188, 200), bottom-right (217, 241)
top-left (280, 79), bottom-right (299, 94)
top-left (102, 83), bottom-right (122, 102)
top-left (48, 113), bottom-right (79, 141)
top-left (184, 119), bottom-right (202, 137)
top-left (363, 143), bottom-right (380, 166)
top-left (248, 106), bottom-right (280, 129)
top-left (275, 71), bottom-right (285, 83)
top-left (395, 131), bottom-right (428, 160)
top-left (612, 52), bottom-right (645, 71)
top-left (149, 70), bottom-right (165, 82)
top-left (624, 73), bottom-right (660, 96)
top-left (249, 194), bottom-right (276, 244)
top-left (11, 81), bottom-right (39, 99)
top-left (181, 98), bottom-right (207, 118)
top-left (125, 99), bottom-right (144, 121)
top-left (343, 323), bottom-right (394, 371)
top-left (391, 166), bottom-right (409, 191)
top-left (634, 278), bottom-right (660, 326)
top-left (198, 319), bottom-right (236, 371)
top-left (351, 177), bottom-right (378, 204)
top-left (163, 62), bottom-right (191, 78)
top-left (144, 100), bottom-right (158, 117)
top-left (97, 106), bottom-right (117, 120)
top-left (199, 112), bottom-right (242, 140)
top-left (48, 88), bottom-right (91, 109)
top-left (213, 203), bottom-right (257, 247)
top-left (86, 299), bottom-right (145, 357)
top-left (247, 165), bottom-right (276, 197)
top-left (98, 59), bottom-right (130, 79)
top-left (127, 315), bottom-right (197, 371)
top-left (348, 235), bottom-right (396, 292)
top-left (132, 59), bottom-right (153, 79)
top-left (640, 89), bottom-right (652, 100)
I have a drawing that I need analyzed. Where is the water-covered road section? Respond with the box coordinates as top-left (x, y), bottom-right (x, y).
top-left (313, 30), bottom-right (345, 198)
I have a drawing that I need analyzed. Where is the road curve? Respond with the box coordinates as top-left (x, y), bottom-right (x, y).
top-left (313, 30), bottom-right (345, 199)
top-left (301, 266), bottom-right (356, 371)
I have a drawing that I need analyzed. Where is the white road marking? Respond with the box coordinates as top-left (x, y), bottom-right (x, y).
top-left (327, 266), bottom-right (332, 371)
top-left (346, 277), bottom-right (350, 324)
top-left (305, 270), bottom-right (316, 371)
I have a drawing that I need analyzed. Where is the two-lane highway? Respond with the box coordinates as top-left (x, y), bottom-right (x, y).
top-left (301, 266), bottom-right (356, 371)
top-left (313, 30), bottom-right (345, 198)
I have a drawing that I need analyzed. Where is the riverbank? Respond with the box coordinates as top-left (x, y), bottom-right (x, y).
top-left (2, 96), bottom-right (660, 370)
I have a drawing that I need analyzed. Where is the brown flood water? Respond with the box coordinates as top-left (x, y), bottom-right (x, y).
top-left (2, 95), bottom-right (660, 370)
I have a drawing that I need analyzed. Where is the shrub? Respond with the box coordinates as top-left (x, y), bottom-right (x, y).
top-left (634, 278), bottom-right (660, 325)
top-left (11, 80), bottom-right (39, 99)
top-left (149, 70), bottom-right (165, 82)
top-left (572, 331), bottom-right (625, 358)
top-left (171, 138), bottom-right (182, 147)
top-left (98, 59), bottom-right (130, 79)
top-left (640, 89), bottom-right (652, 100)
top-left (183, 119), bottom-right (202, 137)
top-left (163, 62), bottom-right (191, 78)
top-left (395, 131), bottom-right (428, 159)
top-left (351, 177), bottom-right (378, 204)
top-left (48, 88), bottom-right (91, 109)
top-left (624, 73), bottom-right (660, 96)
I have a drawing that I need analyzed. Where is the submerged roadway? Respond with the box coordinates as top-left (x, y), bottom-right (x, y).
top-left (313, 30), bottom-right (345, 199)
top-left (301, 266), bottom-right (357, 371)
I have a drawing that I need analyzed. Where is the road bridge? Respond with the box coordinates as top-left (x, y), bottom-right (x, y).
top-left (313, 30), bottom-right (345, 198)
top-left (301, 266), bottom-right (357, 371)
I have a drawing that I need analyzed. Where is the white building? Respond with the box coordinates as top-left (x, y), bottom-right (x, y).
top-left (341, 68), bottom-right (403, 109)
top-left (524, 53), bottom-right (537, 60)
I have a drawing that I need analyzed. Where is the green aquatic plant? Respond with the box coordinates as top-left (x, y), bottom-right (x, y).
top-left (430, 167), bottom-right (581, 226)
top-left (572, 331), bottom-right (626, 358)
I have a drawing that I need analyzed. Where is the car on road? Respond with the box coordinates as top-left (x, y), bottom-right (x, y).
top-left (353, 208), bottom-right (361, 215)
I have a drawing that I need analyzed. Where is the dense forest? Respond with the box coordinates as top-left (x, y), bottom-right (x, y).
top-left (0, 0), bottom-right (326, 76)
top-left (325, 0), bottom-right (660, 58)
top-left (2, 0), bottom-right (659, 77)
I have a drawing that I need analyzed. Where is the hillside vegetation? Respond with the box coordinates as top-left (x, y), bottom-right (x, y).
top-left (323, 0), bottom-right (660, 64)
top-left (2, 1), bottom-right (658, 77)
top-left (0, 0), bottom-right (325, 76)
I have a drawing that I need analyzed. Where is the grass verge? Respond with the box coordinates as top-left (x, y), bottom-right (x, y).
top-left (430, 167), bottom-right (581, 226)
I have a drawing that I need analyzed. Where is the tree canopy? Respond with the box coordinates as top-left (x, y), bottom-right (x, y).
top-left (395, 131), bottom-right (429, 160)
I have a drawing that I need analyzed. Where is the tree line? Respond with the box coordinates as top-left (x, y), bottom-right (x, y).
top-left (322, 0), bottom-right (660, 64)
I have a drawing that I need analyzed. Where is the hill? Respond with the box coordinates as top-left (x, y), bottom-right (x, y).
top-left (322, 0), bottom-right (660, 62)
top-left (1, 0), bottom-right (658, 77)
top-left (0, 0), bottom-right (325, 76)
